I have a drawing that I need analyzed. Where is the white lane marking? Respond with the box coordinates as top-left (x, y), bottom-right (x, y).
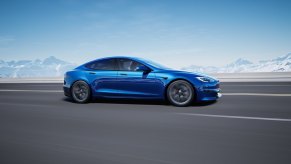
top-left (177, 113), bottom-right (291, 122)
top-left (0, 81), bottom-right (62, 84)
top-left (223, 93), bottom-right (291, 96)
top-left (0, 89), bottom-right (62, 93)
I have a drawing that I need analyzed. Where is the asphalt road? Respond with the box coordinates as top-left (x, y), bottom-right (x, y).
top-left (0, 82), bottom-right (291, 164)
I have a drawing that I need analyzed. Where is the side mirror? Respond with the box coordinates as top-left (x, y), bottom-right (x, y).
top-left (136, 65), bottom-right (150, 72)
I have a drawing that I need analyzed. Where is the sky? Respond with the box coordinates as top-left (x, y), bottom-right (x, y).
top-left (0, 0), bottom-right (291, 68)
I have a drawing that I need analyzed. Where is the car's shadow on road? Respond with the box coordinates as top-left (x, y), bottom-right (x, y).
top-left (63, 97), bottom-right (217, 107)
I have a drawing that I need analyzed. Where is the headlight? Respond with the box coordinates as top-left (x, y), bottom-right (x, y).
top-left (196, 76), bottom-right (215, 82)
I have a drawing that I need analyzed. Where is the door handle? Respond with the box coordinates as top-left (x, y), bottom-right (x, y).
top-left (120, 73), bottom-right (127, 76)
top-left (89, 72), bottom-right (96, 74)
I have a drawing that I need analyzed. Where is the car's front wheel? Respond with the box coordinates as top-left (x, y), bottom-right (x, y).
top-left (71, 80), bottom-right (91, 103)
top-left (167, 80), bottom-right (194, 107)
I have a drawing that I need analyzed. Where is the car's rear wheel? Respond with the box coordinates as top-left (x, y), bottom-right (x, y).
top-left (71, 80), bottom-right (91, 103)
top-left (167, 80), bottom-right (194, 107)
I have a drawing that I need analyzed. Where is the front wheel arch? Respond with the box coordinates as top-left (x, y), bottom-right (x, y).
top-left (164, 79), bottom-right (197, 105)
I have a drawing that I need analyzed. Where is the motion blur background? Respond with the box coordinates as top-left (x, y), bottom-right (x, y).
top-left (1, 1), bottom-right (291, 164)
top-left (0, 0), bottom-right (291, 77)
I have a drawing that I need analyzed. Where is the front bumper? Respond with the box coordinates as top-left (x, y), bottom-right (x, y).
top-left (197, 83), bottom-right (222, 101)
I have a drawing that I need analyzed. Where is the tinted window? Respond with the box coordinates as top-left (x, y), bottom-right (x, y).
top-left (142, 59), bottom-right (170, 69)
top-left (117, 59), bottom-right (145, 71)
top-left (85, 59), bottom-right (116, 70)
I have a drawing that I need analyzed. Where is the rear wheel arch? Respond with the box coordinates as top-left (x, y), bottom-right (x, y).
top-left (70, 79), bottom-right (90, 89)
top-left (70, 80), bottom-right (92, 103)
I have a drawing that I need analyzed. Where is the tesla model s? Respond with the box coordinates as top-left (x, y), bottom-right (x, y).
top-left (63, 56), bottom-right (221, 106)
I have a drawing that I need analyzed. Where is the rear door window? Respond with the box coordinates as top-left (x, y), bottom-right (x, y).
top-left (85, 59), bottom-right (116, 70)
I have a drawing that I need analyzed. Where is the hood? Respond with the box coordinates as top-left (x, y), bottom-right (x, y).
top-left (158, 69), bottom-right (218, 80)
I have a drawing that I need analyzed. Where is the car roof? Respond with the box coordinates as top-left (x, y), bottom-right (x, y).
top-left (79, 56), bottom-right (159, 70)
top-left (100, 56), bottom-right (145, 61)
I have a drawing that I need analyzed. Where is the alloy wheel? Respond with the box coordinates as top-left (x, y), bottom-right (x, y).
top-left (167, 80), bottom-right (194, 106)
top-left (71, 81), bottom-right (90, 103)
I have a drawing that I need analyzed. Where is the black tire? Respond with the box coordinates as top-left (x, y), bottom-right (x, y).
top-left (71, 80), bottom-right (91, 103)
top-left (167, 80), bottom-right (194, 107)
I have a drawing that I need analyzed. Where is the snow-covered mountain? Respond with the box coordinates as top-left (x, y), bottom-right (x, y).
top-left (0, 56), bottom-right (77, 78)
top-left (182, 53), bottom-right (291, 73)
top-left (1, 53), bottom-right (291, 77)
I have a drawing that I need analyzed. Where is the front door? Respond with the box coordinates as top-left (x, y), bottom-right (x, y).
top-left (115, 58), bottom-right (163, 98)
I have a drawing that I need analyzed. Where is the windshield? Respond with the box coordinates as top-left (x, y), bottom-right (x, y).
top-left (143, 59), bottom-right (171, 69)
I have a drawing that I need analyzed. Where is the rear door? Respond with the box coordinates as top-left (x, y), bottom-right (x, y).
top-left (84, 58), bottom-right (118, 97)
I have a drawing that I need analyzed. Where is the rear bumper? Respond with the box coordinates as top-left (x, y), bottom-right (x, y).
top-left (63, 86), bottom-right (71, 97)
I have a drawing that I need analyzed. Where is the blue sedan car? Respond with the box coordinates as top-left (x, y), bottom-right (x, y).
top-left (63, 56), bottom-right (221, 106)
